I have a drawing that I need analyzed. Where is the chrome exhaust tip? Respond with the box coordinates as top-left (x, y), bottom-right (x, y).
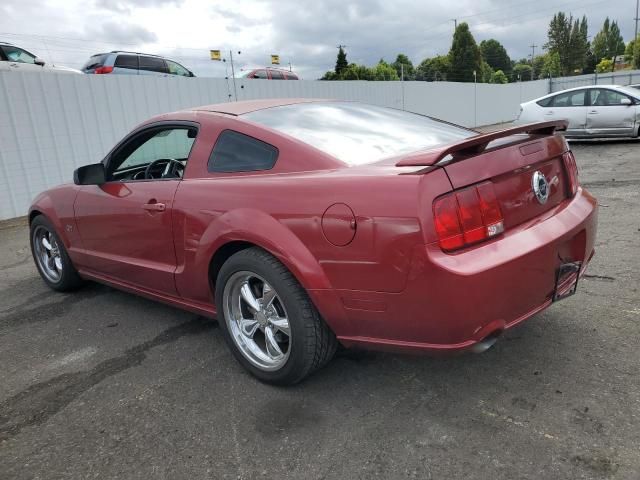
top-left (471, 331), bottom-right (502, 354)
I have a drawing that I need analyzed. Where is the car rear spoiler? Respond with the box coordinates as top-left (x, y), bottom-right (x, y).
top-left (395, 120), bottom-right (568, 167)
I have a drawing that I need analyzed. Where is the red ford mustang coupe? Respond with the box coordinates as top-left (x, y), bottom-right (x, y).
top-left (29, 99), bottom-right (597, 384)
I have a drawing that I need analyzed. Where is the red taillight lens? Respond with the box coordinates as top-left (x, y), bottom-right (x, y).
top-left (562, 151), bottom-right (579, 196)
top-left (94, 66), bottom-right (113, 74)
top-left (433, 182), bottom-right (504, 252)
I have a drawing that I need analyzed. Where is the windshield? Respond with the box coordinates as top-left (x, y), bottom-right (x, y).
top-left (243, 102), bottom-right (474, 165)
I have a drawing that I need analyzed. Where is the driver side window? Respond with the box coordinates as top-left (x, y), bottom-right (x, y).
top-left (109, 126), bottom-right (197, 181)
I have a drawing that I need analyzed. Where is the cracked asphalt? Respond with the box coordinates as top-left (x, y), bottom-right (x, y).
top-left (1, 140), bottom-right (639, 479)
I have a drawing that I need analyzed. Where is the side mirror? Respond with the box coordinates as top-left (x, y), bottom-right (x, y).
top-left (34, 58), bottom-right (45, 67)
top-left (620, 97), bottom-right (632, 106)
top-left (74, 163), bottom-right (106, 185)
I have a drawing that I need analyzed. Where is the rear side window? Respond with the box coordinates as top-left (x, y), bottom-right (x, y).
top-left (114, 55), bottom-right (138, 69)
top-left (82, 54), bottom-right (108, 70)
top-left (536, 97), bottom-right (552, 107)
top-left (139, 56), bottom-right (168, 73)
top-left (208, 130), bottom-right (278, 173)
top-left (252, 69), bottom-right (268, 79)
top-left (270, 70), bottom-right (284, 80)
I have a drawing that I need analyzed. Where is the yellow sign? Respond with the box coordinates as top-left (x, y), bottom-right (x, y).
top-left (210, 50), bottom-right (221, 61)
top-left (271, 54), bottom-right (280, 65)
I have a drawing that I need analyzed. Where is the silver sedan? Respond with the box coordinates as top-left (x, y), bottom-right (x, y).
top-left (516, 85), bottom-right (640, 138)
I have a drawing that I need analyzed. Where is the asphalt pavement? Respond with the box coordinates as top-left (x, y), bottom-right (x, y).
top-left (0, 139), bottom-right (639, 479)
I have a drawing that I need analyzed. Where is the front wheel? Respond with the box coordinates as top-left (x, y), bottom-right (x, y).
top-left (30, 215), bottom-right (84, 292)
top-left (215, 248), bottom-right (337, 385)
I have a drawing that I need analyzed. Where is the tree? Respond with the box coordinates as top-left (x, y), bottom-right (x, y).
top-left (480, 60), bottom-right (493, 83)
top-left (448, 22), bottom-right (482, 82)
top-left (392, 54), bottom-right (414, 80)
top-left (415, 55), bottom-right (450, 81)
top-left (335, 46), bottom-right (348, 76)
top-left (480, 39), bottom-right (511, 75)
top-left (371, 59), bottom-right (399, 80)
top-left (625, 36), bottom-right (640, 69)
top-left (340, 63), bottom-right (373, 80)
top-left (568, 16), bottom-right (589, 73)
top-left (532, 55), bottom-right (546, 79)
top-left (540, 51), bottom-right (562, 77)
top-left (545, 12), bottom-right (586, 75)
top-left (491, 69), bottom-right (508, 84)
top-left (513, 63), bottom-right (534, 81)
top-left (596, 58), bottom-right (614, 73)
top-left (592, 18), bottom-right (625, 65)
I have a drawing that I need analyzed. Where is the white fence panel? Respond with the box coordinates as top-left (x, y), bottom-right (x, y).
top-left (0, 72), bottom-right (549, 220)
top-left (550, 69), bottom-right (640, 92)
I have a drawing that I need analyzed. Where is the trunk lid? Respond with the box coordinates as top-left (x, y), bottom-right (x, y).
top-left (442, 134), bottom-right (569, 229)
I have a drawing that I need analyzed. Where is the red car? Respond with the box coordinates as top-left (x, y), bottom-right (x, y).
top-left (29, 99), bottom-right (597, 385)
top-left (241, 67), bottom-right (299, 80)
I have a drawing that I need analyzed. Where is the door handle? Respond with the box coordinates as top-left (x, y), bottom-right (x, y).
top-left (545, 111), bottom-right (554, 115)
top-left (588, 110), bottom-right (598, 114)
top-left (143, 202), bottom-right (166, 212)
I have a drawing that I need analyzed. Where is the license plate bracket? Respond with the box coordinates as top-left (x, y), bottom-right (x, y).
top-left (553, 261), bottom-right (582, 302)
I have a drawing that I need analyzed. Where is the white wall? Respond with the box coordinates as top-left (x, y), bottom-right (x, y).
top-left (0, 72), bottom-right (549, 220)
top-left (550, 69), bottom-right (640, 92)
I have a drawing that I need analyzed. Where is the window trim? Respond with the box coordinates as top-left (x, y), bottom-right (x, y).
top-left (207, 129), bottom-right (279, 174)
top-left (103, 121), bottom-right (200, 183)
top-left (549, 90), bottom-right (587, 108)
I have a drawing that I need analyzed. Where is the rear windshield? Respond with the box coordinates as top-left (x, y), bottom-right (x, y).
top-left (243, 102), bottom-right (474, 165)
top-left (82, 54), bottom-right (108, 70)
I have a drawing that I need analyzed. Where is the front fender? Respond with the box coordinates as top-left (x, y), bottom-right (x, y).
top-left (29, 185), bottom-right (81, 249)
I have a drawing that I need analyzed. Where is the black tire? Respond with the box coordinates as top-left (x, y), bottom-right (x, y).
top-left (30, 215), bottom-right (84, 292)
top-left (215, 247), bottom-right (337, 385)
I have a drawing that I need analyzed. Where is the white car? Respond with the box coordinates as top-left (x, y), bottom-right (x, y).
top-left (517, 85), bottom-right (640, 138)
top-left (0, 42), bottom-right (82, 74)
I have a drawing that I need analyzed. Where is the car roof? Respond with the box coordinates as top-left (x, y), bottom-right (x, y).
top-left (530, 84), bottom-right (638, 103)
top-left (190, 98), bottom-right (331, 116)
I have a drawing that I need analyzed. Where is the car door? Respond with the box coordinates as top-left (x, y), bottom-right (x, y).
top-left (587, 88), bottom-right (636, 136)
top-left (544, 89), bottom-right (588, 136)
top-left (74, 124), bottom-right (198, 295)
top-left (139, 56), bottom-right (170, 77)
top-left (0, 45), bottom-right (43, 73)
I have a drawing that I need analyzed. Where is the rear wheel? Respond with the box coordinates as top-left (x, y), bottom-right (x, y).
top-left (30, 215), bottom-right (83, 292)
top-left (215, 247), bottom-right (337, 385)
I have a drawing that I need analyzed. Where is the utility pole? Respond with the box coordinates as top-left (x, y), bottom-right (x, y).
top-left (530, 44), bottom-right (537, 62)
top-left (634, 0), bottom-right (639, 68)
top-left (451, 19), bottom-right (457, 31)
top-left (229, 50), bottom-right (240, 102)
top-left (400, 63), bottom-right (405, 111)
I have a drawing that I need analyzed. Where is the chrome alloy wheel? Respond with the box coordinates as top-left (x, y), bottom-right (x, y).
top-left (223, 271), bottom-right (291, 371)
top-left (33, 225), bottom-right (63, 283)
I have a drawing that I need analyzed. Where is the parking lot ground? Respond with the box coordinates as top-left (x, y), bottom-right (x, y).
top-left (1, 140), bottom-right (639, 480)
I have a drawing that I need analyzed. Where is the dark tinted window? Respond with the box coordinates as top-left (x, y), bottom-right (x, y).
top-left (208, 130), bottom-right (278, 173)
top-left (243, 102), bottom-right (474, 165)
top-left (252, 69), bottom-right (268, 79)
top-left (536, 97), bottom-right (552, 107)
top-left (139, 56), bottom-right (168, 73)
top-left (269, 70), bottom-right (284, 79)
top-left (114, 55), bottom-right (138, 69)
top-left (82, 54), bottom-right (108, 70)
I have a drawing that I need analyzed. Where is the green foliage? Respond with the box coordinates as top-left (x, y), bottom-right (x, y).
top-left (415, 55), bottom-right (450, 81)
top-left (592, 18), bottom-right (625, 64)
top-left (491, 69), bottom-right (508, 84)
top-left (371, 59), bottom-right (399, 80)
top-left (392, 54), bottom-right (414, 80)
top-left (545, 12), bottom-right (588, 75)
top-left (448, 22), bottom-right (482, 82)
top-left (480, 60), bottom-right (493, 83)
top-left (625, 36), bottom-right (640, 69)
top-left (513, 63), bottom-right (534, 81)
top-left (596, 58), bottom-right (614, 73)
top-left (540, 51), bottom-right (562, 77)
top-left (480, 39), bottom-right (511, 74)
top-left (532, 55), bottom-right (546, 79)
top-left (335, 47), bottom-right (348, 75)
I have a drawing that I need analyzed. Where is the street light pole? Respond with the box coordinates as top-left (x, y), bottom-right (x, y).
top-left (473, 70), bottom-right (477, 127)
top-left (229, 50), bottom-right (239, 102)
top-left (400, 63), bottom-right (405, 110)
top-left (634, 0), bottom-right (639, 68)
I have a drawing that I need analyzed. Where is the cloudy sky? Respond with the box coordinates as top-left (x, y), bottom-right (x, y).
top-left (0, 0), bottom-right (637, 78)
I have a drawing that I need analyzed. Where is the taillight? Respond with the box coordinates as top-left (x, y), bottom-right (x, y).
top-left (433, 182), bottom-right (505, 252)
top-left (562, 151), bottom-right (579, 196)
top-left (94, 66), bottom-right (113, 74)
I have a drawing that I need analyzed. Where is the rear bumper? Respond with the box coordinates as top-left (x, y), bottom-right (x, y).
top-left (312, 187), bottom-right (598, 354)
